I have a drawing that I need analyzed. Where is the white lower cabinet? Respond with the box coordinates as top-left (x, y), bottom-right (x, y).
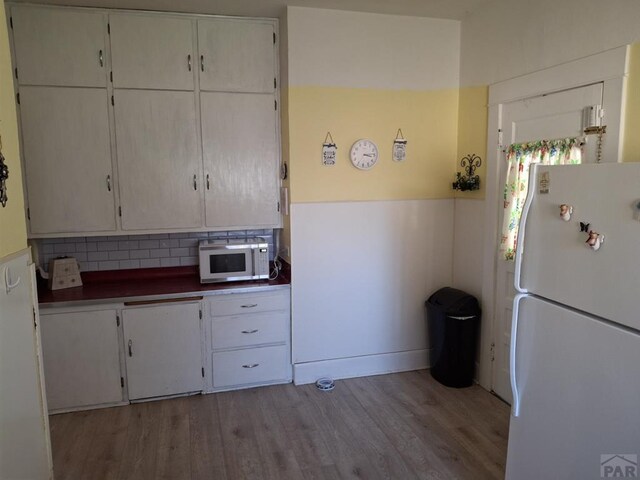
top-left (212, 345), bottom-right (289, 388)
top-left (207, 289), bottom-right (291, 392)
top-left (39, 287), bottom-right (290, 412)
top-left (123, 302), bottom-right (204, 400)
top-left (40, 308), bottom-right (124, 412)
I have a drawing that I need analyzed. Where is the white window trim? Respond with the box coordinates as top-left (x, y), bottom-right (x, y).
top-left (477, 45), bottom-right (629, 390)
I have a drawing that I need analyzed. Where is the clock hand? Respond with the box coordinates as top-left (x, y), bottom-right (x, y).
top-left (363, 153), bottom-right (373, 157)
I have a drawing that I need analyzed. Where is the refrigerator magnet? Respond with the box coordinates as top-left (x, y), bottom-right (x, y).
top-left (559, 204), bottom-right (572, 221)
top-left (586, 231), bottom-right (605, 251)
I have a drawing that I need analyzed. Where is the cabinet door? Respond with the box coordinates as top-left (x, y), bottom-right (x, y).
top-left (198, 19), bottom-right (275, 93)
top-left (11, 6), bottom-right (107, 87)
top-left (40, 309), bottom-right (122, 411)
top-left (201, 92), bottom-right (279, 228)
top-left (20, 86), bottom-right (116, 234)
top-left (114, 90), bottom-right (202, 230)
top-left (123, 303), bottom-right (203, 400)
top-left (110, 14), bottom-right (195, 90)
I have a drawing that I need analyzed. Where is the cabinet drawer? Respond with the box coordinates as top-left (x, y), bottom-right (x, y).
top-left (209, 291), bottom-right (288, 317)
top-left (212, 345), bottom-right (289, 388)
top-left (212, 312), bottom-right (288, 350)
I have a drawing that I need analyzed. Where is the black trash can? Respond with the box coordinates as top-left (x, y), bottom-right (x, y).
top-left (426, 287), bottom-right (480, 388)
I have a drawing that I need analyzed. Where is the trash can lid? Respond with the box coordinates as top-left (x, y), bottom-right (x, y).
top-left (426, 287), bottom-right (480, 317)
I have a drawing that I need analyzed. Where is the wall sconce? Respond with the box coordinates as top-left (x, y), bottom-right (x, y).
top-left (452, 154), bottom-right (481, 191)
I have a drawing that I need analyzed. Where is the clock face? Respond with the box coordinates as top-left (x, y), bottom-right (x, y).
top-left (350, 139), bottom-right (379, 170)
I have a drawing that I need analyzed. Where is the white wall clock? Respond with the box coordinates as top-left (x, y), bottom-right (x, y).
top-left (350, 139), bottom-right (379, 170)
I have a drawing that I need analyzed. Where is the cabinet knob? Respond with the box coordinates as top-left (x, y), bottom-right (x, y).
top-left (106, 175), bottom-right (111, 192)
top-left (241, 329), bottom-right (259, 334)
top-left (128, 339), bottom-right (133, 357)
top-left (206, 174), bottom-right (210, 190)
top-left (242, 363), bottom-right (259, 369)
top-left (99, 49), bottom-right (104, 67)
top-left (241, 304), bottom-right (258, 309)
top-left (187, 54), bottom-right (192, 72)
top-left (193, 174), bottom-right (197, 191)
top-left (200, 55), bottom-right (204, 72)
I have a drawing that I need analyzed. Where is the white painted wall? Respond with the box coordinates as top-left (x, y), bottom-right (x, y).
top-left (452, 198), bottom-right (484, 300)
top-left (460, 0), bottom-right (640, 86)
top-left (291, 200), bottom-right (454, 381)
top-left (287, 6), bottom-right (460, 90)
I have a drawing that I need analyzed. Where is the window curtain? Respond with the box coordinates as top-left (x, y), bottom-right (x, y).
top-left (500, 138), bottom-right (583, 261)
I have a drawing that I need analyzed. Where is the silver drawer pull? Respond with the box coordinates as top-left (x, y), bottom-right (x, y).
top-left (241, 329), bottom-right (259, 334)
top-left (242, 363), bottom-right (259, 369)
top-left (241, 304), bottom-right (258, 308)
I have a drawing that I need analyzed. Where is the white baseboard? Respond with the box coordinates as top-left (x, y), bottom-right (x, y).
top-left (293, 349), bottom-right (430, 385)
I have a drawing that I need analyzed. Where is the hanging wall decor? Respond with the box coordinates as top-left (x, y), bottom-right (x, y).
top-left (0, 136), bottom-right (8, 208)
top-left (452, 153), bottom-right (481, 191)
top-left (392, 129), bottom-right (407, 162)
top-left (322, 132), bottom-right (337, 166)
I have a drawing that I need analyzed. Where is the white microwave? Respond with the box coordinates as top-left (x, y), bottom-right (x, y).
top-left (199, 237), bottom-right (269, 284)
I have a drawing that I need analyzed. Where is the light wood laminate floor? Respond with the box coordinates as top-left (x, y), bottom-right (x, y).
top-left (49, 370), bottom-right (510, 480)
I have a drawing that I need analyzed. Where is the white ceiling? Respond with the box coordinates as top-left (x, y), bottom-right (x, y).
top-left (7, 0), bottom-right (494, 20)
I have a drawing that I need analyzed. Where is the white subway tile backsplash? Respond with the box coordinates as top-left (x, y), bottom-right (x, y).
top-left (88, 251), bottom-right (109, 262)
top-left (108, 251), bottom-right (130, 261)
top-left (159, 239), bottom-right (179, 249)
top-left (149, 248), bottom-right (170, 258)
top-left (130, 249), bottom-right (150, 259)
top-left (119, 260), bottom-right (140, 269)
top-left (179, 238), bottom-right (198, 248)
top-left (54, 243), bottom-right (74, 254)
top-left (170, 247), bottom-right (189, 257)
top-left (118, 240), bottom-right (138, 250)
top-left (35, 229), bottom-right (275, 273)
top-left (180, 256), bottom-right (198, 266)
top-left (140, 258), bottom-right (161, 268)
top-left (98, 260), bottom-right (120, 270)
top-left (81, 261), bottom-right (98, 271)
top-left (160, 257), bottom-right (180, 267)
top-left (97, 241), bottom-right (118, 251)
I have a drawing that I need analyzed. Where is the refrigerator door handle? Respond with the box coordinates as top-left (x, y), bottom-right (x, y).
top-left (510, 294), bottom-right (525, 417)
top-left (513, 165), bottom-right (537, 293)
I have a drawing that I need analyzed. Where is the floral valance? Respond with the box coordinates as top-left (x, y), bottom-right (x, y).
top-left (500, 138), bottom-right (582, 261)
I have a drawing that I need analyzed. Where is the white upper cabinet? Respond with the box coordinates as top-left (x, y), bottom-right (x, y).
top-left (20, 86), bottom-right (116, 234)
top-left (109, 14), bottom-right (195, 90)
top-left (11, 6), bottom-right (107, 87)
top-left (201, 92), bottom-right (279, 228)
top-left (198, 19), bottom-right (276, 93)
top-left (114, 89), bottom-right (202, 230)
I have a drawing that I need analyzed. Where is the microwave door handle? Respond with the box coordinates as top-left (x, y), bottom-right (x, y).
top-left (251, 249), bottom-right (256, 276)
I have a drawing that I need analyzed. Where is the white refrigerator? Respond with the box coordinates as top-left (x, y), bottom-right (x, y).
top-left (506, 163), bottom-right (640, 480)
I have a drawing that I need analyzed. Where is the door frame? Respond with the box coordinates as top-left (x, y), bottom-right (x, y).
top-left (477, 46), bottom-right (629, 390)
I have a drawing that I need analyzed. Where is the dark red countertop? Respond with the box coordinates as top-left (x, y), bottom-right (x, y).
top-left (37, 263), bottom-right (290, 305)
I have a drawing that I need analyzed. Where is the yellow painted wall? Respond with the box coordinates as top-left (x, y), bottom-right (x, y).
top-left (0, 2), bottom-right (27, 259)
top-left (455, 86), bottom-right (488, 199)
top-left (623, 42), bottom-right (640, 163)
top-left (288, 86), bottom-right (459, 203)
